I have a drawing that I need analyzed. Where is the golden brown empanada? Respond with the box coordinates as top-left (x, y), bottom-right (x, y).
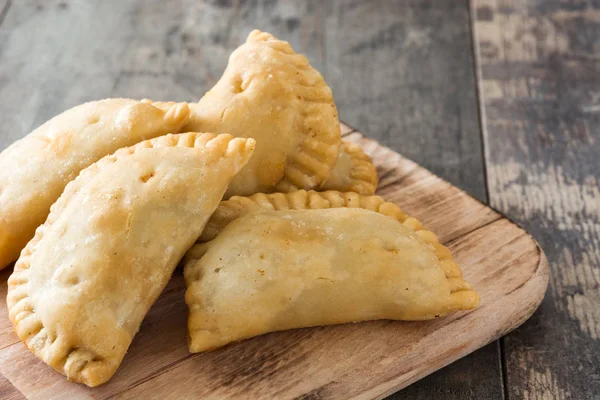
top-left (184, 208), bottom-right (479, 353)
top-left (0, 98), bottom-right (190, 269)
top-left (184, 30), bottom-right (340, 197)
top-left (7, 132), bottom-right (255, 386)
top-left (321, 140), bottom-right (378, 194)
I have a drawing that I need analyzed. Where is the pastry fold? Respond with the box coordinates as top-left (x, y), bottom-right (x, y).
top-left (0, 98), bottom-right (190, 269)
top-left (7, 132), bottom-right (255, 386)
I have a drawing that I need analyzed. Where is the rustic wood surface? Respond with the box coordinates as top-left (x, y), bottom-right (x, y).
top-left (0, 0), bottom-right (594, 398)
top-left (0, 129), bottom-right (547, 399)
top-left (473, 1), bottom-right (600, 399)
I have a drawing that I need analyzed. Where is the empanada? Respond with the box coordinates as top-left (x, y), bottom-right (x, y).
top-left (0, 98), bottom-right (190, 269)
top-left (184, 208), bottom-right (479, 353)
top-left (321, 140), bottom-right (378, 194)
top-left (184, 30), bottom-right (340, 197)
top-left (6, 132), bottom-right (255, 386)
top-left (199, 190), bottom-right (413, 243)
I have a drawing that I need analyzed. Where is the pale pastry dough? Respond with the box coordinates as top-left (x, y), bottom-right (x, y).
top-left (0, 98), bottom-right (190, 269)
top-left (184, 30), bottom-right (340, 197)
top-left (199, 190), bottom-right (418, 243)
top-left (6, 132), bottom-right (255, 387)
top-left (184, 208), bottom-right (479, 353)
top-left (321, 140), bottom-right (378, 194)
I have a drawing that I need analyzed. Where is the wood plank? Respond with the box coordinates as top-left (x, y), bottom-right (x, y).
top-left (325, 0), bottom-right (487, 202)
top-left (108, 0), bottom-right (331, 103)
top-left (0, 0), bottom-right (130, 147)
top-left (472, 1), bottom-right (600, 398)
top-left (0, 133), bottom-right (546, 399)
top-left (327, 2), bottom-right (502, 393)
top-left (0, 374), bottom-right (24, 400)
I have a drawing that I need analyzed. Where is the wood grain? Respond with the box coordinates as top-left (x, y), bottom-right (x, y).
top-left (0, 4), bottom-right (500, 395)
top-left (0, 131), bottom-right (547, 399)
top-left (0, 0), bottom-right (596, 396)
top-left (0, 269), bottom-right (23, 400)
top-left (315, 2), bottom-right (504, 396)
top-left (324, 0), bottom-right (487, 202)
top-left (473, 1), bottom-right (600, 399)
top-left (0, 0), bottom-right (330, 149)
top-left (0, 375), bottom-right (24, 400)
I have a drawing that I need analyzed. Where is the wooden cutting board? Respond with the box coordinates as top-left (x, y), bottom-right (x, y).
top-left (0, 124), bottom-right (548, 400)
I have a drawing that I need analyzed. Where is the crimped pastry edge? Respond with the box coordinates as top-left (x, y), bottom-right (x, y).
top-left (6, 132), bottom-right (256, 387)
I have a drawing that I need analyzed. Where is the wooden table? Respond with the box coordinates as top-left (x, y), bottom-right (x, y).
top-left (0, 1), bottom-right (597, 398)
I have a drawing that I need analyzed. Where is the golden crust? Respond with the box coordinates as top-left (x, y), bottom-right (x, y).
top-left (7, 132), bottom-right (255, 387)
top-left (185, 30), bottom-right (340, 197)
top-left (0, 98), bottom-right (191, 270)
top-left (321, 140), bottom-right (378, 194)
top-left (185, 208), bottom-right (479, 352)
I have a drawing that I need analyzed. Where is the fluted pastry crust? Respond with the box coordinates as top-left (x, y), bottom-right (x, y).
top-left (198, 190), bottom-right (422, 243)
top-left (7, 132), bottom-right (255, 387)
top-left (184, 207), bottom-right (479, 353)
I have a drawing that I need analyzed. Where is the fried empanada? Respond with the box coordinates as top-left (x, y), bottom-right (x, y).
top-left (321, 140), bottom-right (378, 194)
top-left (184, 208), bottom-right (479, 353)
top-left (6, 133), bottom-right (255, 386)
top-left (0, 98), bottom-right (190, 269)
top-left (184, 30), bottom-right (340, 197)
